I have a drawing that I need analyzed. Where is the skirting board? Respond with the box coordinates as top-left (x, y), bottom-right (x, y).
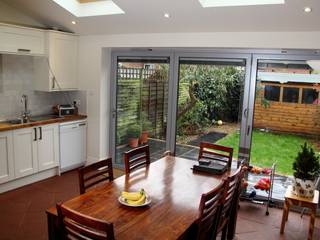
top-left (0, 167), bottom-right (59, 194)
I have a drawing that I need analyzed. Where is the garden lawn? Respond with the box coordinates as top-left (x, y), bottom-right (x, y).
top-left (216, 130), bottom-right (318, 176)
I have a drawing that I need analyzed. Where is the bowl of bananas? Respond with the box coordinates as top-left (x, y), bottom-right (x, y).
top-left (118, 189), bottom-right (151, 207)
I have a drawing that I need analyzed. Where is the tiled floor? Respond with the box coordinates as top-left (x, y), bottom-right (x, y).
top-left (0, 169), bottom-right (319, 240)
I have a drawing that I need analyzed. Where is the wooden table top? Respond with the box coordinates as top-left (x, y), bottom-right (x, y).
top-left (60, 156), bottom-right (233, 240)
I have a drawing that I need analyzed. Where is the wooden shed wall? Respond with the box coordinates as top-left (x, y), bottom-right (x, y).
top-left (254, 100), bottom-right (320, 135)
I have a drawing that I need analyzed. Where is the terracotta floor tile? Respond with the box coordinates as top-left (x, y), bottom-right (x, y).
top-left (0, 169), bottom-right (319, 240)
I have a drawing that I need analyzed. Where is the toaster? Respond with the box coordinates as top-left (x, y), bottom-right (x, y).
top-left (53, 104), bottom-right (76, 117)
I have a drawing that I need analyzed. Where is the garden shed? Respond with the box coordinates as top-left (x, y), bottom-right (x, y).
top-left (254, 61), bottom-right (320, 135)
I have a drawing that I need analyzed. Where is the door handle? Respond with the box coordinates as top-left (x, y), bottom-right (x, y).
top-left (17, 48), bottom-right (31, 53)
top-left (247, 125), bottom-right (251, 135)
top-left (244, 108), bottom-right (248, 118)
top-left (39, 127), bottom-right (42, 140)
top-left (34, 128), bottom-right (37, 141)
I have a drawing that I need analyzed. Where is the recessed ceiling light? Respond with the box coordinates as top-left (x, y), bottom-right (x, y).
top-left (164, 13), bottom-right (170, 18)
top-left (51, 0), bottom-right (124, 17)
top-left (304, 7), bottom-right (312, 13)
top-left (71, 21), bottom-right (76, 25)
top-left (198, 0), bottom-right (285, 8)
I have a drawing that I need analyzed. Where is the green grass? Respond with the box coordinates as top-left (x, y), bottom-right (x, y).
top-left (216, 130), bottom-right (318, 176)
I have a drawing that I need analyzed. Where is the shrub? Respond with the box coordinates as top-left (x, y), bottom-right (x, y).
top-left (293, 143), bottom-right (320, 180)
top-left (127, 124), bottom-right (141, 139)
top-left (177, 101), bottom-right (210, 135)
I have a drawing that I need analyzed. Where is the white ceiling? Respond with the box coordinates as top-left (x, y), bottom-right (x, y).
top-left (3, 0), bottom-right (320, 35)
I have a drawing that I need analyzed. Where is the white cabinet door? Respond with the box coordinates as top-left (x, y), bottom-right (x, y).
top-left (37, 124), bottom-right (59, 171)
top-left (13, 128), bottom-right (38, 178)
top-left (48, 32), bottom-right (78, 90)
top-left (0, 131), bottom-right (14, 184)
top-left (0, 25), bottom-right (45, 55)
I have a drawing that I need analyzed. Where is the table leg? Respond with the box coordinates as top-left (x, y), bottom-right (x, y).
top-left (308, 209), bottom-right (316, 240)
top-left (280, 199), bottom-right (288, 234)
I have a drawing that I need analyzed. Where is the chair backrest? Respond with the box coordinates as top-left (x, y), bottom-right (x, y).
top-left (124, 145), bottom-right (150, 174)
top-left (198, 142), bottom-right (233, 169)
top-left (78, 158), bottom-right (114, 194)
top-left (195, 181), bottom-right (226, 240)
top-left (218, 166), bottom-right (242, 232)
top-left (56, 203), bottom-right (114, 240)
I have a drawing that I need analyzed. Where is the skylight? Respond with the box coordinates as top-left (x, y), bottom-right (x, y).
top-left (198, 0), bottom-right (285, 8)
top-left (52, 0), bottom-right (124, 17)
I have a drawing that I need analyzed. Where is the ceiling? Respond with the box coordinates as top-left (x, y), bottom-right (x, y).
top-left (3, 0), bottom-right (320, 35)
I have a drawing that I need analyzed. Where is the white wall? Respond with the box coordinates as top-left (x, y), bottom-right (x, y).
top-left (78, 31), bottom-right (320, 162)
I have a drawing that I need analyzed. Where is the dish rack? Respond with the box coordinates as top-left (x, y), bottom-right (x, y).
top-left (241, 163), bottom-right (276, 215)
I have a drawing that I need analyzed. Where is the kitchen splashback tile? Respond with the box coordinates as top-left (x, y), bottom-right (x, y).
top-left (0, 54), bottom-right (86, 120)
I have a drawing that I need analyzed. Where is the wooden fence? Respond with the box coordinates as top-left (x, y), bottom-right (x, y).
top-left (116, 68), bottom-right (168, 144)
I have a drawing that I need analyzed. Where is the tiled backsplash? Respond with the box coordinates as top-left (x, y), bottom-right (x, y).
top-left (0, 54), bottom-right (87, 121)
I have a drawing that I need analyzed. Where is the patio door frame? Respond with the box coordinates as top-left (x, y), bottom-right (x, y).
top-left (110, 50), bottom-right (175, 167)
top-left (246, 52), bottom-right (320, 160)
top-left (110, 48), bottom-right (320, 168)
top-left (170, 51), bottom-right (253, 161)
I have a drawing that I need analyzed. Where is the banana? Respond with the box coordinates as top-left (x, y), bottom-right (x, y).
top-left (121, 189), bottom-right (144, 201)
top-left (126, 193), bottom-right (146, 206)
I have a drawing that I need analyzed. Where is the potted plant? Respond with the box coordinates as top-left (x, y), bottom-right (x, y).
top-left (127, 124), bottom-right (141, 148)
top-left (292, 143), bottom-right (320, 198)
top-left (140, 116), bottom-right (152, 144)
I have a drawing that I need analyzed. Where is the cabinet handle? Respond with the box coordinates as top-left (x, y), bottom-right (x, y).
top-left (34, 128), bottom-right (37, 141)
top-left (39, 127), bottom-right (42, 140)
top-left (17, 48), bottom-right (31, 53)
top-left (52, 77), bottom-right (55, 89)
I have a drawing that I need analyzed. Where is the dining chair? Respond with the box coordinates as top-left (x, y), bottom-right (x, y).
top-left (226, 166), bottom-right (247, 240)
top-left (56, 203), bottom-right (115, 240)
top-left (124, 145), bottom-right (150, 174)
top-left (217, 166), bottom-right (243, 240)
top-left (78, 158), bottom-right (114, 194)
top-left (198, 142), bottom-right (233, 169)
top-left (194, 180), bottom-right (227, 240)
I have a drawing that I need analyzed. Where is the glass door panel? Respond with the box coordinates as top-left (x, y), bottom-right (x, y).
top-left (175, 57), bottom-right (247, 164)
top-left (114, 57), bottom-right (170, 167)
top-left (248, 57), bottom-right (320, 200)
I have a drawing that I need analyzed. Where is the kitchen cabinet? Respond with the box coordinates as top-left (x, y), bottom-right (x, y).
top-left (33, 31), bottom-right (78, 91)
top-left (12, 123), bottom-right (59, 179)
top-left (0, 131), bottom-right (14, 184)
top-left (13, 127), bottom-right (38, 178)
top-left (0, 24), bottom-right (45, 55)
top-left (37, 124), bottom-right (59, 171)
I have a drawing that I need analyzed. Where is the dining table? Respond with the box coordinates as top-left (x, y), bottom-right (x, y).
top-left (46, 156), bottom-right (236, 240)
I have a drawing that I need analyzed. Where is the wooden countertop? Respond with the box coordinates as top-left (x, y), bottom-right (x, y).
top-left (0, 115), bottom-right (87, 132)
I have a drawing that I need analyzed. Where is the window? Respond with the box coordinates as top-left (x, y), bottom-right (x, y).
top-left (302, 88), bottom-right (319, 104)
top-left (283, 87), bottom-right (299, 103)
top-left (264, 85), bottom-right (280, 101)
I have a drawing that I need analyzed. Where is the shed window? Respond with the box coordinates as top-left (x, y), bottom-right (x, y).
top-left (302, 88), bottom-right (319, 104)
top-left (264, 85), bottom-right (280, 101)
top-left (283, 87), bottom-right (299, 103)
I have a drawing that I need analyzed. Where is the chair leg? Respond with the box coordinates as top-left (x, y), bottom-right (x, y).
top-left (221, 225), bottom-right (228, 240)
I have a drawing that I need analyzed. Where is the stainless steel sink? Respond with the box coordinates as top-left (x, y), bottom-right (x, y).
top-left (2, 118), bottom-right (24, 124)
top-left (1, 115), bottom-right (63, 125)
top-left (30, 115), bottom-right (63, 122)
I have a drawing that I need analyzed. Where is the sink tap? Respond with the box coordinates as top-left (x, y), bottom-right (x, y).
top-left (21, 94), bottom-right (30, 123)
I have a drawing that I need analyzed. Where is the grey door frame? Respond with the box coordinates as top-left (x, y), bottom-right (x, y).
top-left (109, 48), bottom-right (320, 168)
top-left (170, 51), bottom-right (252, 161)
top-left (110, 50), bottom-right (175, 167)
top-left (246, 53), bottom-right (320, 157)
